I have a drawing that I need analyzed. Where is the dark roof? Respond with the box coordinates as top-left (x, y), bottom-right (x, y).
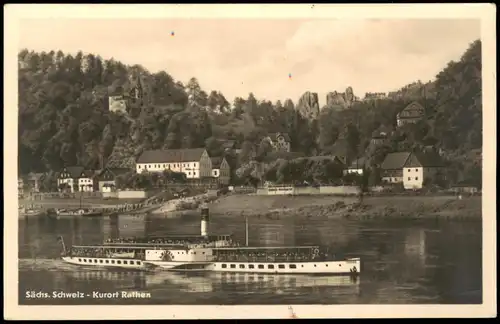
top-left (381, 152), bottom-right (411, 170)
top-left (98, 167), bottom-right (131, 177)
top-left (268, 132), bottom-right (291, 142)
top-left (211, 157), bottom-right (223, 168)
top-left (137, 148), bottom-right (207, 163)
top-left (63, 166), bottom-right (85, 178)
top-left (397, 101), bottom-right (425, 118)
top-left (410, 152), bottom-right (445, 168)
top-left (348, 157), bottom-right (367, 169)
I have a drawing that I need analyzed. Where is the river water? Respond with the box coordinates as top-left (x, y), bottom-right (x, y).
top-left (18, 212), bottom-right (482, 305)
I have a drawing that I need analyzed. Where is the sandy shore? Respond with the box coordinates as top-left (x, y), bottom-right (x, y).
top-left (207, 194), bottom-right (482, 221)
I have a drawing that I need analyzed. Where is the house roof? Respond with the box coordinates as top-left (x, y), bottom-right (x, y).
top-left (268, 132), bottom-right (291, 142)
top-left (63, 166), bottom-right (85, 178)
top-left (348, 157), bottom-right (367, 169)
top-left (98, 167), bottom-right (131, 177)
top-left (397, 101), bottom-right (425, 118)
top-left (411, 152), bottom-right (445, 168)
top-left (381, 152), bottom-right (411, 170)
top-left (137, 148), bottom-right (207, 164)
top-left (221, 140), bottom-right (236, 149)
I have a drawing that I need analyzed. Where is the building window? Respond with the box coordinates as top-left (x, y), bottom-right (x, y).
top-left (258, 265), bottom-right (264, 269)
top-left (408, 177), bottom-right (411, 181)
top-left (408, 169), bottom-right (411, 172)
top-left (289, 264), bottom-right (297, 269)
top-left (415, 169), bottom-right (418, 172)
top-left (268, 264), bottom-right (275, 269)
top-left (278, 264), bottom-right (285, 269)
top-left (221, 264), bottom-right (227, 268)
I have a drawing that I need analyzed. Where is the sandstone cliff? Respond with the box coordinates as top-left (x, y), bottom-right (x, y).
top-left (296, 91), bottom-right (320, 120)
top-left (326, 86), bottom-right (355, 110)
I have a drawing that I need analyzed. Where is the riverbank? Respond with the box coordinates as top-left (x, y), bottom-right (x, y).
top-left (208, 194), bottom-right (482, 221)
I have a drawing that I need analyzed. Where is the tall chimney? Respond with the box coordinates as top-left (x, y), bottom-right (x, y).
top-left (200, 204), bottom-right (209, 237)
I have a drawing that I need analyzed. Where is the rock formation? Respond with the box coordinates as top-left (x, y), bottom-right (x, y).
top-left (296, 91), bottom-right (320, 120)
top-left (326, 87), bottom-right (355, 110)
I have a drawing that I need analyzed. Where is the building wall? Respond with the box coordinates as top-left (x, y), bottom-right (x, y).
top-left (58, 178), bottom-right (75, 192)
top-left (403, 167), bottom-right (424, 189)
top-left (108, 96), bottom-right (127, 113)
top-left (78, 177), bottom-right (94, 192)
top-left (199, 151), bottom-right (212, 178)
top-left (99, 180), bottom-right (115, 192)
top-left (136, 161), bottom-right (202, 178)
top-left (219, 159), bottom-right (231, 185)
top-left (117, 190), bottom-right (148, 199)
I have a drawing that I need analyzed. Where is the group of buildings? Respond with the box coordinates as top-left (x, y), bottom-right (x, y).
top-left (18, 101), bottom-right (478, 195)
top-left (18, 149), bottom-right (231, 195)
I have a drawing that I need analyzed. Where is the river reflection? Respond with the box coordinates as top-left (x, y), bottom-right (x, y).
top-left (18, 214), bottom-right (482, 304)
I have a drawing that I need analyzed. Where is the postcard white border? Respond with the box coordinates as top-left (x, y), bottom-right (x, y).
top-left (4, 3), bottom-right (497, 319)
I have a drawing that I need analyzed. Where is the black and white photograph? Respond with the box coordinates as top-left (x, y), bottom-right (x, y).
top-left (4, 4), bottom-right (496, 320)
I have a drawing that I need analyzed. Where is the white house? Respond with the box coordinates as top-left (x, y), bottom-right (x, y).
top-left (58, 166), bottom-right (95, 192)
top-left (136, 148), bottom-right (212, 179)
top-left (211, 157), bottom-right (231, 185)
top-left (381, 151), bottom-right (444, 189)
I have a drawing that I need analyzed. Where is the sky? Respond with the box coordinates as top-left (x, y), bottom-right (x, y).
top-left (18, 18), bottom-right (480, 106)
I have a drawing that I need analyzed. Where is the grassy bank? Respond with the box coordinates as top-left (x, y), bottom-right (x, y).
top-left (208, 194), bottom-right (482, 221)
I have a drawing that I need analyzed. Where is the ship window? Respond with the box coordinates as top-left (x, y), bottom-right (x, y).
top-left (326, 264), bottom-right (328, 267)
top-left (239, 264), bottom-right (245, 269)
top-left (258, 265), bottom-right (264, 269)
top-left (137, 261), bottom-right (141, 265)
top-left (193, 252), bottom-right (196, 255)
top-left (230, 264), bottom-right (236, 269)
top-left (83, 259), bottom-right (87, 262)
top-left (249, 264), bottom-right (254, 269)
top-left (314, 264), bottom-right (317, 267)
top-left (222, 264), bottom-right (227, 268)
top-left (289, 264), bottom-right (297, 269)
top-left (117, 260), bottom-right (121, 264)
top-left (78, 258), bottom-right (82, 262)
top-left (268, 265), bottom-right (275, 269)
top-left (278, 264), bottom-right (285, 269)
top-left (202, 252), bottom-right (205, 255)
top-left (111, 260), bottom-right (115, 264)
top-left (123, 261), bottom-right (128, 264)
top-left (99, 260), bottom-right (103, 263)
top-left (94, 259), bottom-right (98, 263)
top-left (105, 260), bottom-right (109, 264)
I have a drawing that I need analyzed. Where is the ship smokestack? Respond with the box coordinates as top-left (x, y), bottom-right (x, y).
top-left (200, 204), bottom-right (209, 237)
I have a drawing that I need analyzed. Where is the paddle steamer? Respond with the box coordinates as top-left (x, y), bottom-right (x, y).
top-left (58, 206), bottom-right (361, 275)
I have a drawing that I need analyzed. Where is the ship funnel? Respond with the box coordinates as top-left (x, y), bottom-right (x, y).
top-left (200, 204), bottom-right (209, 237)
